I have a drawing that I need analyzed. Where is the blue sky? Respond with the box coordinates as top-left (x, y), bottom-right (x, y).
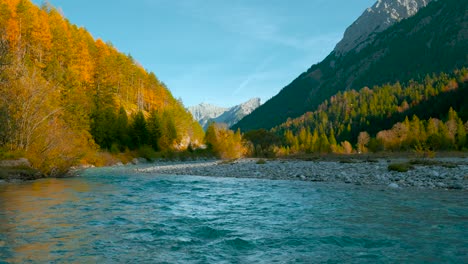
top-left (32, 0), bottom-right (375, 107)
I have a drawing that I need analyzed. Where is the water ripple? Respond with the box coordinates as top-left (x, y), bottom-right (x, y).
top-left (0, 167), bottom-right (466, 263)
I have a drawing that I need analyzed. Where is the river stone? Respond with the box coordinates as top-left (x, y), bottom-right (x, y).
top-left (136, 158), bottom-right (468, 190)
top-left (448, 183), bottom-right (463, 190)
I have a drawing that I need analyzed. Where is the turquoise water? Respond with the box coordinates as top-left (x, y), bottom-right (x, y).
top-left (0, 167), bottom-right (467, 263)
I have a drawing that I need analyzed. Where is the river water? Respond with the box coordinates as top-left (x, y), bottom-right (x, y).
top-left (0, 166), bottom-right (467, 263)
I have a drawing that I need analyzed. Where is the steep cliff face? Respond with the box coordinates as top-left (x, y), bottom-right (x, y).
top-left (335, 0), bottom-right (432, 55)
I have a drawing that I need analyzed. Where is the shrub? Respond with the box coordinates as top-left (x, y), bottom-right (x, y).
top-left (205, 123), bottom-right (247, 160)
top-left (388, 163), bottom-right (414, 172)
top-left (110, 143), bottom-right (120, 154)
top-left (137, 145), bottom-right (157, 161)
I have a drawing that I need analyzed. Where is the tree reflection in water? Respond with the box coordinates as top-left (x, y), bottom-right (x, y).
top-left (0, 179), bottom-right (92, 262)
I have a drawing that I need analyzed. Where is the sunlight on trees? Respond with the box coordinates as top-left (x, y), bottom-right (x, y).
top-left (205, 123), bottom-right (247, 160)
top-left (0, 0), bottom-right (204, 174)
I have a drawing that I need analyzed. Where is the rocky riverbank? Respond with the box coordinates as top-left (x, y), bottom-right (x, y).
top-left (137, 158), bottom-right (468, 190)
top-left (0, 158), bottom-right (43, 183)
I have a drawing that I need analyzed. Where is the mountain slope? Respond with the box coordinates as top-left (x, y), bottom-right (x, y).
top-left (189, 98), bottom-right (261, 130)
top-left (335, 0), bottom-right (432, 55)
top-left (274, 69), bottom-right (468, 144)
top-left (0, 0), bottom-right (203, 174)
top-left (233, 0), bottom-right (468, 132)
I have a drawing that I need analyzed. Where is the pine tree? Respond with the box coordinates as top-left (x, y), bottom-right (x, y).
top-left (147, 110), bottom-right (162, 151)
top-left (130, 111), bottom-right (148, 149)
top-left (318, 131), bottom-right (330, 153)
top-left (115, 106), bottom-right (130, 150)
top-left (90, 108), bottom-right (117, 150)
top-left (456, 120), bottom-right (467, 150)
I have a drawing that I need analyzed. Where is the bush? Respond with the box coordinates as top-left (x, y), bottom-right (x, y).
top-left (205, 123), bottom-right (247, 160)
top-left (388, 163), bottom-right (414, 172)
top-left (110, 143), bottom-right (120, 154)
top-left (0, 148), bottom-right (24, 160)
top-left (137, 145), bottom-right (158, 161)
top-left (243, 129), bottom-right (280, 157)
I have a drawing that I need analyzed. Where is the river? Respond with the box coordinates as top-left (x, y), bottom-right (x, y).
top-left (0, 166), bottom-right (467, 263)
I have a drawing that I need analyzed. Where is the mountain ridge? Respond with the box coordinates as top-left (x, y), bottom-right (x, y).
top-left (233, 0), bottom-right (468, 132)
top-left (335, 0), bottom-right (433, 55)
top-left (189, 98), bottom-right (261, 130)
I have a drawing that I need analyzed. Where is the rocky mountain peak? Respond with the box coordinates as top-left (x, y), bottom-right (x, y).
top-left (334, 0), bottom-right (432, 55)
top-left (188, 103), bottom-right (227, 122)
top-left (235, 98), bottom-right (261, 113)
top-left (188, 98), bottom-right (261, 130)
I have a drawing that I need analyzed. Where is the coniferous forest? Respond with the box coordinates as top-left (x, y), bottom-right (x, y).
top-left (233, 0), bottom-right (467, 132)
top-left (0, 0), bottom-right (467, 177)
top-left (0, 1), bottom-right (467, 262)
top-left (0, 0), bottom-right (204, 174)
top-left (271, 70), bottom-right (468, 155)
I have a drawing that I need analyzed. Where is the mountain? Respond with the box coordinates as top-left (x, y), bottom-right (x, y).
top-left (188, 103), bottom-right (228, 129)
top-left (213, 98), bottom-right (261, 128)
top-left (274, 69), bottom-right (468, 147)
top-left (233, 0), bottom-right (468, 132)
top-left (335, 0), bottom-right (432, 55)
top-left (189, 98), bottom-right (261, 130)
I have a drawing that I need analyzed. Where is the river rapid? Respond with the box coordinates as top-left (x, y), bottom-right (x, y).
top-left (0, 166), bottom-right (467, 263)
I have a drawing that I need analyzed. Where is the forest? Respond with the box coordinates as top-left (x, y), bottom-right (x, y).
top-left (246, 70), bottom-right (468, 157)
top-left (233, 0), bottom-right (467, 132)
top-left (0, 0), bottom-right (467, 177)
top-left (0, 0), bottom-right (204, 175)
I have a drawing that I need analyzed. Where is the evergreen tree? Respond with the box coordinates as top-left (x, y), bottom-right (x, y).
top-left (318, 132), bottom-right (330, 153)
top-left (328, 128), bottom-right (337, 147)
top-left (158, 111), bottom-right (177, 150)
top-left (456, 120), bottom-right (467, 149)
top-left (147, 110), bottom-right (162, 151)
top-left (114, 106), bottom-right (130, 150)
top-left (90, 108), bottom-right (117, 150)
top-left (130, 111), bottom-right (149, 149)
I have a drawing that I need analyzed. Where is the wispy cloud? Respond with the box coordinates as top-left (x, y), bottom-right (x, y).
top-left (158, 0), bottom-right (345, 106)
top-left (233, 55), bottom-right (275, 96)
top-left (189, 1), bottom-right (340, 52)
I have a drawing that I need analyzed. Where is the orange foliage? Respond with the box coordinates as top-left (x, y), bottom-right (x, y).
top-left (0, 0), bottom-right (204, 174)
top-left (6, 17), bottom-right (20, 47)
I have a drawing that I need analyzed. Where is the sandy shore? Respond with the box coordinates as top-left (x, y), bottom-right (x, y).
top-left (137, 158), bottom-right (468, 190)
